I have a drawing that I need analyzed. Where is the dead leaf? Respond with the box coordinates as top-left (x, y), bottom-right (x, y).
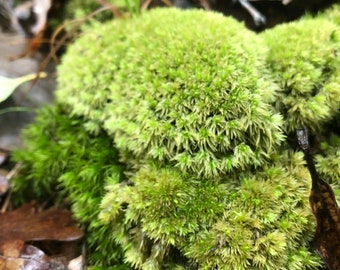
top-left (297, 128), bottom-right (340, 270)
top-left (0, 203), bottom-right (84, 244)
top-left (0, 239), bottom-right (24, 258)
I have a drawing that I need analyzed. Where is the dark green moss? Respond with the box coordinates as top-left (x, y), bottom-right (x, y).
top-left (12, 105), bottom-right (126, 267)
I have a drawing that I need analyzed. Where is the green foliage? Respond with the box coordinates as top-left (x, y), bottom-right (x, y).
top-left (12, 105), bottom-right (126, 267)
top-left (100, 152), bottom-right (322, 269)
top-left (57, 8), bottom-right (284, 178)
top-left (261, 17), bottom-right (340, 133)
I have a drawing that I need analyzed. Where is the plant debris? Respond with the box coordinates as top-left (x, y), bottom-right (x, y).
top-left (0, 202), bottom-right (84, 269)
top-left (297, 128), bottom-right (340, 270)
top-left (0, 202), bottom-right (83, 243)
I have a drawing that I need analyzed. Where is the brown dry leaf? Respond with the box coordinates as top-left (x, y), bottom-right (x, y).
top-left (0, 202), bottom-right (84, 244)
top-left (0, 239), bottom-right (24, 258)
top-left (297, 129), bottom-right (340, 270)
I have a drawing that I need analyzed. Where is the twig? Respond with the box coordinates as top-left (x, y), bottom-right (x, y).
top-left (297, 128), bottom-right (340, 270)
top-left (238, 0), bottom-right (266, 26)
top-left (5, 163), bottom-right (21, 180)
top-left (141, 0), bottom-right (153, 10)
top-left (160, 0), bottom-right (173, 7)
top-left (1, 163), bottom-right (22, 213)
top-left (94, 0), bottom-right (124, 18)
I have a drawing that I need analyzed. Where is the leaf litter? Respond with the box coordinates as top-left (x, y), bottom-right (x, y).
top-left (0, 202), bottom-right (84, 270)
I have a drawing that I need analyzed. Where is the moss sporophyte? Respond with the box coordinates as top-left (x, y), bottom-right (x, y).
top-left (12, 6), bottom-right (340, 269)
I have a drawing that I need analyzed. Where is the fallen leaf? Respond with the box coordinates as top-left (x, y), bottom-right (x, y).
top-left (0, 72), bottom-right (47, 103)
top-left (297, 128), bottom-right (340, 270)
top-left (0, 202), bottom-right (84, 244)
top-left (0, 239), bottom-right (24, 258)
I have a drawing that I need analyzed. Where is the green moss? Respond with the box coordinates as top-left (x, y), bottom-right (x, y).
top-left (315, 133), bottom-right (340, 187)
top-left (100, 151), bottom-right (322, 269)
top-left (12, 105), bottom-right (127, 267)
top-left (261, 17), bottom-right (340, 133)
top-left (12, 7), bottom-right (340, 269)
top-left (320, 4), bottom-right (340, 25)
top-left (56, 8), bottom-right (284, 178)
top-left (100, 164), bottom-right (227, 268)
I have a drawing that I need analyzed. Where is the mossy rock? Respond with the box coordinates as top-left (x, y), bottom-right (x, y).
top-left (56, 8), bottom-right (284, 179)
top-left (261, 16), bottom-right (340, 134)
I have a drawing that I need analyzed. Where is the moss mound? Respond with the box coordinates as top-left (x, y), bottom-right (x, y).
top-left (100, 152), bottom-right (321, 269)
top-left (56, 8), bottom-right (284, 178)
top-left (12, 7), bottom-right (340, 269)
top-left (261, 16), bottom-right (340, 133)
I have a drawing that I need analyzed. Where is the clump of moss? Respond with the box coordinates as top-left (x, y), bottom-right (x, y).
top-left (57, 8), bottom-right (284, 178)
top-left (12, 105), bottom-right (127, 267)
top-left (261, 17), bottom-right (340, 133)
top-left (12, 7), bottom-right (339, 269)
top-left (321, 4), bottom-right (340, 25)
top-left (100, 151), bottom-right (322, 269)
top-left (315, 133), bottom-right (340, 185)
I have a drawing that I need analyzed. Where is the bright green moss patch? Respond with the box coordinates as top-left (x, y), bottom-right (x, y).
top-left (99, 152), bottom-right (322, 269)
top-left (57, 8), bottom-right (284, 178)
top-left (262, 16), bottom-right (340, 133)
top-left (321, 4), bottom-right (340, 25)
top-left (186, 156), bottom-right (318, 270)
